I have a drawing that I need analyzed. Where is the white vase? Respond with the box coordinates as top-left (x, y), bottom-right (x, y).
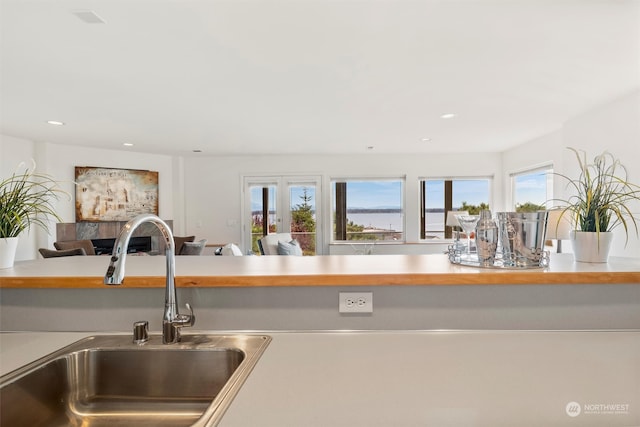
top-left (0, 237), bottom-right (19, 269)
top-left (570, 230), bottom-right (613, 263)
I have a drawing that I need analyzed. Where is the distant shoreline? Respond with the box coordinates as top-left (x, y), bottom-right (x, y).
top-left (345, 208), bottom-right (449, 214)
top-left (253, 208), bottom-right (449, 215)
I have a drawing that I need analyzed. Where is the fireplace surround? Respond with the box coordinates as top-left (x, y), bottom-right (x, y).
top-left (56, 220), bottom-right (173, 254)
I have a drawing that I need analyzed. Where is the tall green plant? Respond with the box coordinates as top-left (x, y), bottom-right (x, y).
top-left (0, 164), bottom-right (67, 238)
top-left (551, 148), bottom-right (640, 245)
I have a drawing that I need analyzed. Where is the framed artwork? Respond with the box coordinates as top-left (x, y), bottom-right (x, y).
top-left (75, 166), bottom-right (159, 222)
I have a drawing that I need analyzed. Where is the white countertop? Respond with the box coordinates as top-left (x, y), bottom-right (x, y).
top-left (1, 330), bottom-right (639, 426)
top-left (2, 253), bottom-right (640, 287)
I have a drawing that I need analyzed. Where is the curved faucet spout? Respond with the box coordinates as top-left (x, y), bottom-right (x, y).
top-left (104, 214), bottom-right (195, 344)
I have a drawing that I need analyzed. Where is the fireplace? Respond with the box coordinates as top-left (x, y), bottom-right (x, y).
top-left (91, 237), bottom-right (152, 255)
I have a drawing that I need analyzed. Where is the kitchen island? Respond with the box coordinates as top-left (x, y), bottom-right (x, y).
top-left (1, 253), bottom-right (639, 332)
top-left (1, 329), bottom-right (638, 427)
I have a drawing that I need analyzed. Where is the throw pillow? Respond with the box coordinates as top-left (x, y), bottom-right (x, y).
top-left (221, 243), bottom-right (243, 256)
top-left (277, 239), bottom-right (303, 256)
top-left (180, 240), bottom-right (206, 255)
top-left (173, 235), bottom-right (196, 254)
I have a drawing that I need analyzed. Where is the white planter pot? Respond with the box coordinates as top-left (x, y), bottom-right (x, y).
top-left (570, 230), bottom-right (613, 263)
top-left (0, 237), bottom-right (19, 269)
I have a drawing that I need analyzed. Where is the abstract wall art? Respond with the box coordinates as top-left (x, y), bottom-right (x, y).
top-left (75, 166), bottom-right (159, 222)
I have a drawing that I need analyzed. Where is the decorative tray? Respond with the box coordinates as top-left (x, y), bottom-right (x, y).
top-left (446, 245), bottom-right (550, 270)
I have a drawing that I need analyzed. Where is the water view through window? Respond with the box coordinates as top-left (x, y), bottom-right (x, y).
top-left (332, 180), bottom-right (404, 241)
top-left (513, 167), bottom-right (552, 211)
top-left (423, 179), bottom-right (491, 239)
top-left (248, 172), bottom-right (549, 250)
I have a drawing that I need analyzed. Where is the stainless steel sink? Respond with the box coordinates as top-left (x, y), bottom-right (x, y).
top-left (0, 334), bottom-right (271, 427)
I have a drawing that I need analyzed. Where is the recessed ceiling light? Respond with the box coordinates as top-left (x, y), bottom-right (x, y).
top-left (440, 113), bottom-right (457, 119)
top-left (47, 120), bottom-right (65, 126)
top-left (123, 143), bottom-right (134, 147)
top-left (421, 137), bottom-right (432, 142)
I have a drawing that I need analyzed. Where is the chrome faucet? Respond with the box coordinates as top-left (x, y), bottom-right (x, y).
top-left (104, 214), bottom-right (195, 344)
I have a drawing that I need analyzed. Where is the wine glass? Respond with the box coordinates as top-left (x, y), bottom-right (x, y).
top-left (456, 214), bottom-right (480, 256)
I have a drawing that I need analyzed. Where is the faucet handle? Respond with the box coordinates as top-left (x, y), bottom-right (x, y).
top-left (163, 304), bottom-right (195, 344)
top-left (183, 303), bottom-right (195, 327)
top-left (174, 303), bottom-right (195, 327)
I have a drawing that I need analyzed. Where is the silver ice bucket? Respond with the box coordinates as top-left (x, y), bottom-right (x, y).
top-left (497, 211), bottom-right (549, 267)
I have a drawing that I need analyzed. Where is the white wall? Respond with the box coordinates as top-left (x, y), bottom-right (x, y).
top-left (0, 137), bottom-right (177, 260)
top-left (0, 135), bottom-right (38, 261)
top-left (503, 90), bottom-right (640, 258)
top-left (0, 135), bottom-right (35, 176)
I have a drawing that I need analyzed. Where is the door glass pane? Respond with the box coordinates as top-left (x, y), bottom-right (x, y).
top-left (289, 185), bottom-right (316, 255)
top-left (250, 185), bottom-right (277, 254)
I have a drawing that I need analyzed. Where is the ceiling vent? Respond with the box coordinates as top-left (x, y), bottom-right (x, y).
top-left (72, 10), bottom-right (106, 24)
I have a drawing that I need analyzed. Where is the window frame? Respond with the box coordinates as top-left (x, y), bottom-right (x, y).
top-left (509, 164), bottom-right (553, 211)
top-left (330, 176), bottom-right (406, 243)
top-left (419, 176), bottom-right (493, 240)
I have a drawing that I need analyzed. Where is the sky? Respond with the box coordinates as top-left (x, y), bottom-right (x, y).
top-left (343, 180), bottom-right (491, 209)
top-left (425, 180), bottom-right (489, 209)
top-left (344, 181), bottom-right (402, 209)
top-left (514, 172), bottom-right (548, 206)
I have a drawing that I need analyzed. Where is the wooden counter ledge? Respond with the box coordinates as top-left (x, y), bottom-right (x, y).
top-left (1, 254), bottom-right (639, 288)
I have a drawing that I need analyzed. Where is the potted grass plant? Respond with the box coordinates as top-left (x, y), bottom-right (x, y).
top-left (0, 162), bottom-right (67, 268)
top-left (552, 148), bottom-right (640, 262)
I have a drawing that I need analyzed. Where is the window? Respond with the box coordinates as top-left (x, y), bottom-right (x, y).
top-left (331, 178), bottom-right (404, 242)
top-left (511, 166), bottom-right (552, 212)
top-left (420, 178), bottom-right (491, 239)
top-left (244, 176), bottom-right (321, 255)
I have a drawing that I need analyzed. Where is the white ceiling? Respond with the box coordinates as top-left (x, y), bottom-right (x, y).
top-left (1, 0), bottom-right (638, 156)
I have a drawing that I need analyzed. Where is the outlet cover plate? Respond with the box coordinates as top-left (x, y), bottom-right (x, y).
top-left (339, 292), bottom-right (373, 313)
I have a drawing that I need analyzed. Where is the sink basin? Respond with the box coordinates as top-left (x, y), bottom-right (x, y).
top-left (0, 334), bottom-right (270, 426)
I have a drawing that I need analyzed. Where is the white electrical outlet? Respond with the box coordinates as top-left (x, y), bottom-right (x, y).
top-left (339, 292), bottom-right (373, 313)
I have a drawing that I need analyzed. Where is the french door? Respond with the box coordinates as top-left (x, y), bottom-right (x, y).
top-left (243, 176), bottom-right (322, 255)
